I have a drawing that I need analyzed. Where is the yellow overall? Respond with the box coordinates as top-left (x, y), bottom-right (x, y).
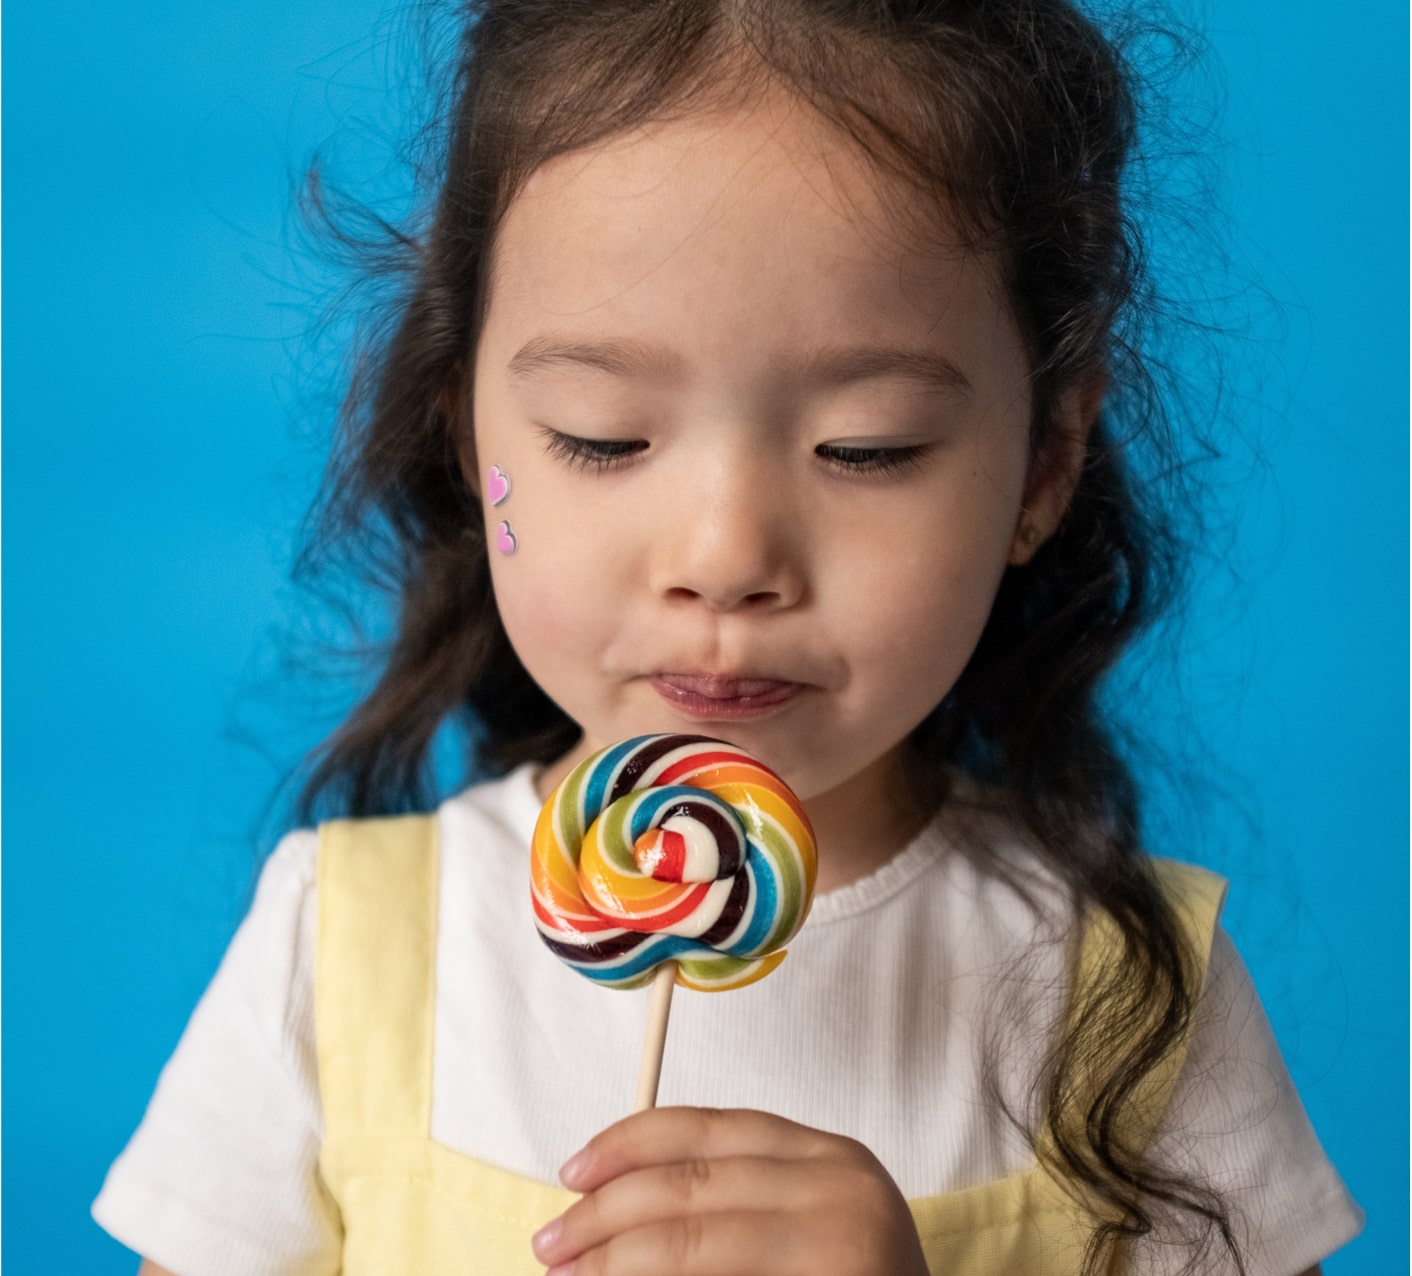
top-left (315, 815), bottom-right (1225, 1276)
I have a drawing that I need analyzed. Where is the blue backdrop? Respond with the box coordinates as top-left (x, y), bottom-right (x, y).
top-left (5, 1), bottom-right (1406, 1272)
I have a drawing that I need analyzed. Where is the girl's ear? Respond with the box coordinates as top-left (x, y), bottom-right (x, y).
top-left (1008, 371), bottom-right (1107, 566)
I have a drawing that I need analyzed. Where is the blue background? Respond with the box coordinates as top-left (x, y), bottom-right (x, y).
top-left (5, 1), bottom-right (1406, 1271)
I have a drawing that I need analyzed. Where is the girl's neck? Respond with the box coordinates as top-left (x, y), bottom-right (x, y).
top-left (802, 744), bottom-right (931, 895)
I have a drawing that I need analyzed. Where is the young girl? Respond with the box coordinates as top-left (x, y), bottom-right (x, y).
top-left (94, 2), bottom-right (1363, 1273)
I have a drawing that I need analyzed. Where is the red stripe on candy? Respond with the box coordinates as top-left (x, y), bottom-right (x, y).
top-left (657, 750), bottom-right (752, 785)
top-left (613, 881), bottom-right (711, 932)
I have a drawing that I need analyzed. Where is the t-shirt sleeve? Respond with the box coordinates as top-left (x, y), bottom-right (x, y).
top-left (1133, 924), bottom-right (1364, 1276)
top-left (92, 829), bottom-right (342, 1276)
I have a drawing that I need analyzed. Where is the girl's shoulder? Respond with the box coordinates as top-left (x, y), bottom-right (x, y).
top-left (211, 764), bottom-right (536, 971)
top-left (438, 763), bottom-right (544, 852)
top-left (931, 773), bottom-right (1227, 931)
top-left (312, 763), bottom-right (542, 845)
top-left (252, 819), bottom-right (322, 898)
top-left (309, 763), bottom-right (544, 895)
top-left (918, 776), bottom-right (1085, 935)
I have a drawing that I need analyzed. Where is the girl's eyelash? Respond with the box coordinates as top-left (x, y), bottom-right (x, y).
top-left (539, 427), bottom-right (647, 472)
top-left (815, 442), bottom-right (931, 477)
top-left (538, 430), bottom-right (927, 477)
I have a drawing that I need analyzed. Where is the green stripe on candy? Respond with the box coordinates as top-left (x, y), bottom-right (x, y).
top-left (555, 759), bottom-right (590, 867)
top-left (753, 818), bottom-right (803, 949)
top-left (597, 794), bottom-right (640, 874)
top-left (675, 952), bottom-right (758, 989)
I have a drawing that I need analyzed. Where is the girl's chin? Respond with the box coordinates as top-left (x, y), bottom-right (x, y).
top-left (539, 719), bottom-right (797, 786)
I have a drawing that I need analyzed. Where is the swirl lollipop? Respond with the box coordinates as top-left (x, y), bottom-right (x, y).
top-left (531, 733), bottom-right (818, 1107)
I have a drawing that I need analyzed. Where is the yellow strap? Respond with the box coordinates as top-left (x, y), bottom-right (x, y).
top-left (1040, 857), bottom-right (1228, 1171)
top-left (1130, 858), bottom-right (1228, 1149)
top-left (316, 814), bottom-right (440, 1140)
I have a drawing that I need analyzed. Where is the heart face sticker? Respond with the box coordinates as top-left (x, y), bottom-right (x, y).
top-left (496, 520), bottom-right (518, 555)
top-left (486, 465), bottom-right (511, 507)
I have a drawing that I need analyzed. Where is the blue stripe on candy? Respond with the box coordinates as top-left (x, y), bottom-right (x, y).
top-left (572, 933), bottom-right (693, 986)
top-left (581, 737), bottom-right (641, 824)
top-left (625, 785), bottom-right (732, 841)
top-left (626, 787), bottom-right (682, 840)
top-left (731, 845), bottom-right (779, 955)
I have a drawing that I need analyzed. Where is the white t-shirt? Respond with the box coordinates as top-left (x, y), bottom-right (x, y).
top-left (93, 766), bottom-right (1363, 1275)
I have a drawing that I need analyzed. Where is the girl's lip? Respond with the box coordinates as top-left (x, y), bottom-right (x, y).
top-left (649, 673), bottom-right (803, 719)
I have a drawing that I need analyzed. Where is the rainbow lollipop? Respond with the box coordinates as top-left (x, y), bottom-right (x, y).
top-left (531, 734), bottom-right (818, 1107)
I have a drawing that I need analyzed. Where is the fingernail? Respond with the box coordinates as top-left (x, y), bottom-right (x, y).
top-left (558, 1147), bottom-right (592, 1188)
top-left (531, 1215), bottom-right (561, 1258)
top-left (545, 1264), bottom-right (576, 1276)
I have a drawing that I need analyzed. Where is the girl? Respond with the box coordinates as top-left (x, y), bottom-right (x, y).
top-left (94, 2), bottom-right (1363, 1274)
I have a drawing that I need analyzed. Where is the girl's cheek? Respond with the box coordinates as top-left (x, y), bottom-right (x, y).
top-left (496, 566), bottom-right (603, 656)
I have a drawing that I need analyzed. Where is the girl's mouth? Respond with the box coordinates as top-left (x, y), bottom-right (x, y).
top-left (649, 673), bottom-right (803, 720)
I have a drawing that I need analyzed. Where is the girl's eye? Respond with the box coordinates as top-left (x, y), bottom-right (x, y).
top-left (815, 442), bottom-right (930, 477)
top-left (539, 427), bottom-right (647, 472)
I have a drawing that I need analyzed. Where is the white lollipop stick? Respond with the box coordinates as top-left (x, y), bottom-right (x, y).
top-left (634, 962), bottom-right (677, 1112)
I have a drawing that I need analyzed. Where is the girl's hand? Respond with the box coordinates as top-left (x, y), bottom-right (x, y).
top-left (530, 1107), bottom-right (930, 1276)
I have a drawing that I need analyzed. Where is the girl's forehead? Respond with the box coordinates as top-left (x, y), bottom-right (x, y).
top-left (482, 96), bottom-right (1016, 366)
top-left (509, 101), bottom-right (951, 256)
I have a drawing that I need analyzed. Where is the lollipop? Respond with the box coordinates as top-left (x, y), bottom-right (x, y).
top-left (531, 733), bottom-right (818, 1107)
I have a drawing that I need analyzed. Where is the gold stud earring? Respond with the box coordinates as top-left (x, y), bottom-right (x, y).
top-left (1017, 521), bottom-right (1043, 551)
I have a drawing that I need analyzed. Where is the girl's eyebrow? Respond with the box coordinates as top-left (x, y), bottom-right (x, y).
top-left (507, 335), bottom-right (681, 383)
top-left (506, 334), bottom-right (973, 397)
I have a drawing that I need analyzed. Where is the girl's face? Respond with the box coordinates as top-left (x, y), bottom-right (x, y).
top-left (468, 91), bottom-right (1080, 845)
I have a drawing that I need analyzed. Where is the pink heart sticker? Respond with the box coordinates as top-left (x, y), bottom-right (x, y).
top-left (496, 520), bottom-right (517, 555)
top-left (486, 465), bottom-right (511, 507)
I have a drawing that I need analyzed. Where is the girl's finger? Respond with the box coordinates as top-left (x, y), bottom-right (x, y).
top-left (534, 1154), bottom-right (828, 1266)
top-left (560, 1106), bottom-right (840, 1191)
top-left (550, 1209), bottom-right (802, 1276)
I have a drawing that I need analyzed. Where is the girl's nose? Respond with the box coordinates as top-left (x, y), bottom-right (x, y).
top-left (651, 461), bottom-right (806, 613)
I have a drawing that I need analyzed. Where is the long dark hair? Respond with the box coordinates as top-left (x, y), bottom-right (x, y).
top-left (291, 2), bottom-right (1240, 1270)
